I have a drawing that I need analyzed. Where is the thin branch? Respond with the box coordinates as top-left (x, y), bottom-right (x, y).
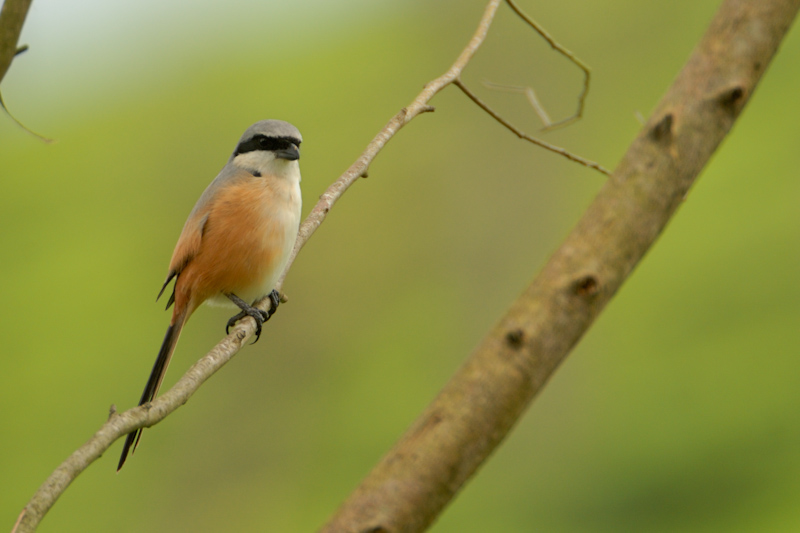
top-left (0, 90), bottom-right (55, 143)
top-left (275, 0), bottom-right (505, 288)
top-left (12, 331), bottom-right (252, 533)
top-left (455, 78), bottom-right (610, 175)
top-left (504, 0), bottom-right (591, 131)
top-left (276, 0), bottom-right (605, 287)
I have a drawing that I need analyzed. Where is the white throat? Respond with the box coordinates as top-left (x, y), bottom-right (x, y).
top-left (232, 151), bottom-right (301, 184)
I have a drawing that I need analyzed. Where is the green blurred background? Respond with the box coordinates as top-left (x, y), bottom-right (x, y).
top-left (2, 0), bottom-right (798, 531)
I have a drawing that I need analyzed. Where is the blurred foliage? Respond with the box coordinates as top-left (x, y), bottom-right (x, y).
top-left (1, 0), bottom-right (798, 531)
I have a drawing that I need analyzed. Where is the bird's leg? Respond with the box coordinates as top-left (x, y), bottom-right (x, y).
top-left (225, 292), bottom-right (268, 341)
top-left (224, 290), bottom-right (281, 343)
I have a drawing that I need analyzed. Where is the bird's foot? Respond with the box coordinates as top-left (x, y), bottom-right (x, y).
top-left (226, 307), bottom-right (268, 340)
top-left (225, 290), bottom-right (281, 343)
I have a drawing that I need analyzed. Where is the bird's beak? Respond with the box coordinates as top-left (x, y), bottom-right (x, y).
top-left (275, 144), bottom-right (300, 161)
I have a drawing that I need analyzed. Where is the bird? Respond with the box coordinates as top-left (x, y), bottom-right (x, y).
top-left (117, 119), bottom-right (303, 471)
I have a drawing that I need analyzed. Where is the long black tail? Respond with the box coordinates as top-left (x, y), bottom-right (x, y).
top-left (117, 317), bottom-right (185, 471)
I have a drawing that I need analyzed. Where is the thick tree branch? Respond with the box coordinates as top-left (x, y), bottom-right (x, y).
top-left (0, 0), bottom-right (31, 84)
top-left (317, 0), bottom-right (800, 531)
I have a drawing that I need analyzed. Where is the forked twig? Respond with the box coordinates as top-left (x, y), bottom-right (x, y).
top-left (456, 79), bottom-right (610, 174)
top-left (502, 0), bottom-right (592, 131)
top-left (482, 81), bottom-right (553, 126)
top-left (276, 2), bottom-right (606, 287)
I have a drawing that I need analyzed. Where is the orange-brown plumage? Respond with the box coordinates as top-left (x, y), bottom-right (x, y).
top-left (118, 120), bottom-right (302, 470)
top-left (172, 177), bottom-right (287, 315)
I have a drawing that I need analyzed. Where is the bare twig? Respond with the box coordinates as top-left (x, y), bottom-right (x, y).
top-left (14, 329), bottom-right (253, 533)
top-left (503, 0), bottom-right (592, 131)
top-left (482, 81), bottom-right (553, 126)
top-left (0, 91), bottom-right (55, 143)
top-left (275, 0), bottom-right (506, 288)
top-left (456, 79), bottom-right (610, 175)
top-left (9, 510), bottom-right (24, 533)
top-left (276, 0), bottom-right (606, 287)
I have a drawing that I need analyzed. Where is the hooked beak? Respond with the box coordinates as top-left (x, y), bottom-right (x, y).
top-left (275, 144), bottom-right (300, 161)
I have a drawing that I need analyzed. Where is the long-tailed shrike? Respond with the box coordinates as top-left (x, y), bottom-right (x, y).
top-left (117, 119), bottom-right (303, 470)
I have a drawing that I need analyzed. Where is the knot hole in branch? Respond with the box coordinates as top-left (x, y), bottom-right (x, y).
top-left (649, 113), bottom-right (674, 143)
top-left (572, 274), bottom-right (600, 299)
top-left (716, 84), bottom-right (746, 115)
top-left (361, 526), bottom-right (390, 533)
top-left (505, 328), bottom-right (526, 349)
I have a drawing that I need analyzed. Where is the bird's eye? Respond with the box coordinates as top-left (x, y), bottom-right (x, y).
top-left (258, 136), bottom-right (271, 148)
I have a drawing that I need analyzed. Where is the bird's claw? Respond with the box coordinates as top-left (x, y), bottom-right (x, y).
top-left (266, 290), bottom-right (281, 319)
top-left (225, 290), bottom-right (281, 344)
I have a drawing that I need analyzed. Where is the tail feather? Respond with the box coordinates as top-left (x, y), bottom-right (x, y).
top-left (117, 314), bottom-right (187, 471)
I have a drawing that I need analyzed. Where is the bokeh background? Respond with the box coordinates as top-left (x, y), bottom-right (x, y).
top-left (2, 0), bottom-right (798, 531)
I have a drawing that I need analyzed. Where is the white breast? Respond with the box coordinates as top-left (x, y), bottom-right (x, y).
top-left (258, 169), bottom-right (301, 297)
